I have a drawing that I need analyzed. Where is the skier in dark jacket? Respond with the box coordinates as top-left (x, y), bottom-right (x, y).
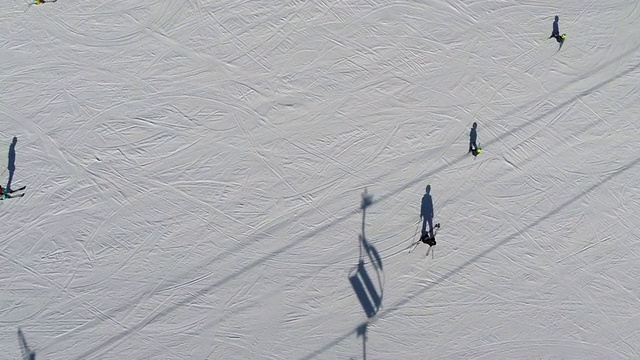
top-left (419, 223), bottom-right (440, 246)
top-left (548, 16), bottom-right (565, 43)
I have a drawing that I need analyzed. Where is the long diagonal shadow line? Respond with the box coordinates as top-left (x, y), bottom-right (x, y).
top-left (72, 208), bottom-right (360, 360)
top-left (301, 153), bottom-right (640, 360)
top-left (187, 47), bottom-right (640, 287)
top-left (74, 56), bottom-right (640, 358)
top-left (367, 59), bottom-right (640, 209)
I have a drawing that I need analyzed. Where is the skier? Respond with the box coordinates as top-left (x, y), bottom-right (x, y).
top-left (469, 122), bottom-right (481, 156)
top-left (0, 185), bottom-right (25, 200)
top-left (548, 15), bottom-right (566, 43)
top-left (419, 223), bottom-right (440, 246)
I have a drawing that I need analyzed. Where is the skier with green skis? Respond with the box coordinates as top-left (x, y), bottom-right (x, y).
top-left (0, 185), bottom-right (25, 200)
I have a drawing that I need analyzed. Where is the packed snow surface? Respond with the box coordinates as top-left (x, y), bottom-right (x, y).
top-left (2, 0), bottom-right (640, 359)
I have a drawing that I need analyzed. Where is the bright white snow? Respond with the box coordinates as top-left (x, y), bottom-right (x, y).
top-left (2, 0), bottom-right (640, 359)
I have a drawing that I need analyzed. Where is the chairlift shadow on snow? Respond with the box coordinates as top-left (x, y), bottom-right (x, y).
top-left (303, 46), bottom-right (640, 360)
top-left (356, 322), bottom-right (368, 360)
top-left (18, 328), bottom-right (36, 360)
top-left (361, 189), bottom-right (382, 270)
top-left (347, 188), bottom-right (384, 359)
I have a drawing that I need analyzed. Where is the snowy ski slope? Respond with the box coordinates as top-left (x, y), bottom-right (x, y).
top-left (2, 0), bottom-right (640, 358)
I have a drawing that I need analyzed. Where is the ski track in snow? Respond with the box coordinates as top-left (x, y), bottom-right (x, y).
top-left (1, 0), bottom-right (640, 359)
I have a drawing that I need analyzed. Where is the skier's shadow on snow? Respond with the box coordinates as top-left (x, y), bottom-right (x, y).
top-left (302, 50), bottom-right (640, 360)
top-left (420, 185), bottom-right (435, 238)
top-left (347, 189), bottom-right (383, 360)
top-left (7, 136), bottom-right (17, 190)
top-left (18, 328), bottom-right (36, 360)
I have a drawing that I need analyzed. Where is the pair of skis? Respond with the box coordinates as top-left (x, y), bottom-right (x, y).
top-left (2, 186), bottom-right (26, 199)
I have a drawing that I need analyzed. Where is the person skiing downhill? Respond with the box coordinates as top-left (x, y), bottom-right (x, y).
top-left (29, 0), bottom-right (56, 5)
top-left (408, 221), bottom-right (440, 255)
top-left (0, 185), bottom-right (25, 200)
top-left (419, 223), bottom-right (440, 246)
top-left (548, 15), bottom-right (566, 43)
